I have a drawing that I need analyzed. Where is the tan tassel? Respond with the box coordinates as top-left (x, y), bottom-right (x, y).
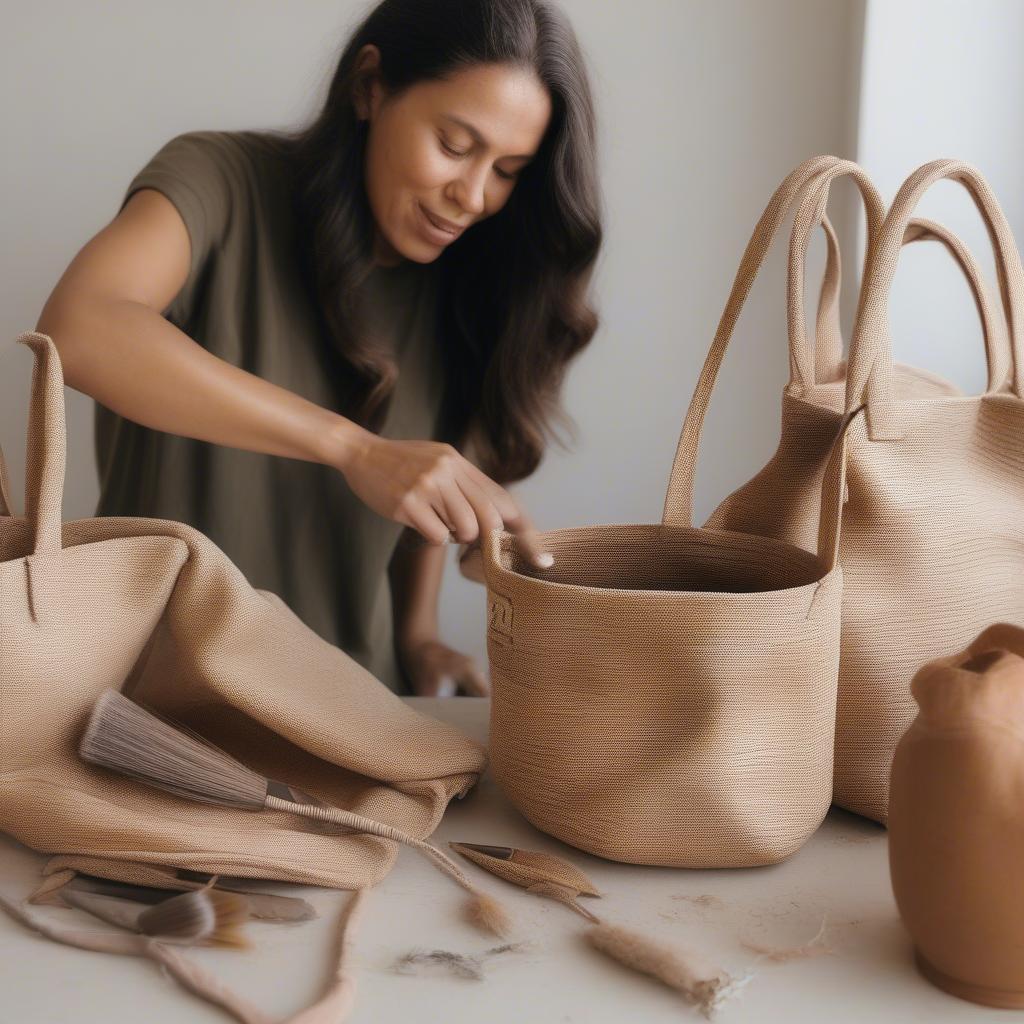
top-left (465, 890), bottom-right (514, 938)
top-left (587, 922), bottom-right (747, 1017)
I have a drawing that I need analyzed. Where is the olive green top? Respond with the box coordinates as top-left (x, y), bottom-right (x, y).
top-left (95, 130), bottom-right (445, 694)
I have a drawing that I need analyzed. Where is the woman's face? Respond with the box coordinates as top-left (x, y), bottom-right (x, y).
top-left (356, 48), bottom-right (552, 265)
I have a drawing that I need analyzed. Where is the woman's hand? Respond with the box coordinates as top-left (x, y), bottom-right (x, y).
top-left (457, 540), bottom-right (486, 584)
top-left (333, 429), bottom-right (553, 570)
top-left (398, 637), bottom-right (490, 697)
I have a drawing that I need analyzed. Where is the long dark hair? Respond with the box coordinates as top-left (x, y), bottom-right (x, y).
top-left (268, 0), bottom-right (602, 484)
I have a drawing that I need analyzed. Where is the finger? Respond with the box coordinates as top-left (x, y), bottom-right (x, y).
top-left (461, 461), bottom-right (520, 518)
top-left (434, 677), bottom-right (458, 698)
top-left (455, 474), bottom-right (506, 539)
top-left (433, 477), bottom-right (479, 545)
top-left (459, 469), bottom-right (553, 570)
top-left (422, 650), bottom-right (461, 698)
top-left (508, 521), bottom-right (552, 570)
top-left (399, 494), bottom-right (452, 546)
top-left (478, 488), bottom-right (552, 570)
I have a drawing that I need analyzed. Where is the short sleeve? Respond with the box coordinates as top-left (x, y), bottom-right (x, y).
top-left (119, 131), bottom-right (238, 290)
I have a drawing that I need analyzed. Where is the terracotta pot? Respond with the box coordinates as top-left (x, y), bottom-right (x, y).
top-left (889, 623), bottom-right (1024, 1008)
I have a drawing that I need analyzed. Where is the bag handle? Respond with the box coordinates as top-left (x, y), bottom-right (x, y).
top-left (841, 160), bottom-right (1024, 438)
top-left (813, 213), bottom-right (845, 383)
top-left (790, 165), bottom-right (888, 393)
top-left (0, 444), bottom-right (12, 517)
top-left (4, 331), bottom-right (67, 555)
top-left (789, 167), bottom-right (886, 393)
top-left (816, 406), bottom-right (861, 573)
top-left (662, 157), bottom-right (881, 528)
top-left (813, 216), bottom-right (1011, 392)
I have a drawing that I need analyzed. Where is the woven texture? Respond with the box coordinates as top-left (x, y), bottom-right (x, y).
top-left (0, 333), bottom-right (487, 889)
top-left (696, 159), bottom-right (1024, 822)
top-left (482, 156), bottom-right (860, 869)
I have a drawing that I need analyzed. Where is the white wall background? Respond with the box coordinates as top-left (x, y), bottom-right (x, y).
top-left (7, 0), bottom-right (1013, 677)
top-left (855, 0), bottom-right (1024, 396)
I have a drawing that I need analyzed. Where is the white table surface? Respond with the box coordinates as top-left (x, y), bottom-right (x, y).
top-left (0, 696), bottom-right (1016, 1023)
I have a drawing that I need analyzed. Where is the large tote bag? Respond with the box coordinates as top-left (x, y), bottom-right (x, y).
top-left (701, 160), bottom-right (1024, 823)
top-left (0, 332), bottom-right (486, 891)
top-left (480, 157), bottom-right (861, 869)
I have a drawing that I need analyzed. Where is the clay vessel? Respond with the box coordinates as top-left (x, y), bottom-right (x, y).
top-left (889, 623), bottom-right (1024, 1008)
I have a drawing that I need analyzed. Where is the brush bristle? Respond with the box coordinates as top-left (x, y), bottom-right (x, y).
top-left (79, 689), bottom-right (267, 809)
top-left (138, 889), bottom-right (252, 948)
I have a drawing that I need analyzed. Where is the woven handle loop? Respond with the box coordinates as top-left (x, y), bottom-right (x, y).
top-left (813, 215), bottom-right (1011, 392)
top-left (661, 157), bottom-right (877, 530)
top-left (1, 332), bottom-right (67, 555)
top-left (843, 160), bottom-right (1024, 436)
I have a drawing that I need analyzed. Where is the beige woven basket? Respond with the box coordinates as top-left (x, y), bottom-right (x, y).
top-left (482, 157), bottom-right (860, 869)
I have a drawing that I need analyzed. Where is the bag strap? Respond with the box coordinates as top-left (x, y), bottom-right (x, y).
top-left (662, 157), bottom-right (881, 528)
top-left (4, 332), bottom-right (66, 554)
top-left (786, 163), bottom-right (886, 397)
top-left (0, 442), bottom-right (11, 517)
top-left (816, 406), bottom-right (862, 572)
top-left (814, 216), bottom-right (1011, 392)
top-left (814, 213), bottom-right (845, 383)
top-left (841, 160), bottom-right (1024, 439)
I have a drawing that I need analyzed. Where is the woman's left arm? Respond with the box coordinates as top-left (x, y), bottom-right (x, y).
top-left (390, 534), bottom-right (490, 697)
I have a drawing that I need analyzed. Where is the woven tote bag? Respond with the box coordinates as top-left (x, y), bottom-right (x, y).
top-left (695, 159), bottom-right (1024, 823)
top-left (0, 332), bottom-right (487, 892)
top-left (480, 157), bottom-right (862, 870)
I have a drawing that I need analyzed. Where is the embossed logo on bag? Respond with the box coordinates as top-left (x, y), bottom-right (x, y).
top-left (487, 591), bottom-right (514, 647)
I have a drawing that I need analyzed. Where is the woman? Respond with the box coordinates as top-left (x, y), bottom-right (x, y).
top-left (35, 0), bottom-right (602, 696)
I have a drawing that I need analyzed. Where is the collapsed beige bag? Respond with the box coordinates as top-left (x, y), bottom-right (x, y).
top-left (0, 332), bottom-right (487, 891)
top-left (481, 158), bottom-right (862, 870)
top-left (700, 158), bottom-right (1024, 822)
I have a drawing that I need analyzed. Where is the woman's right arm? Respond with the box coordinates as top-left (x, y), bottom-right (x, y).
top-left (37, 188), bottom-right (362, 467)
top-left (37, 189), bottom-right (551, 565)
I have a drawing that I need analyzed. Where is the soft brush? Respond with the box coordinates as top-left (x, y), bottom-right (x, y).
top-left (79, 688), bottom-right (511, 938)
